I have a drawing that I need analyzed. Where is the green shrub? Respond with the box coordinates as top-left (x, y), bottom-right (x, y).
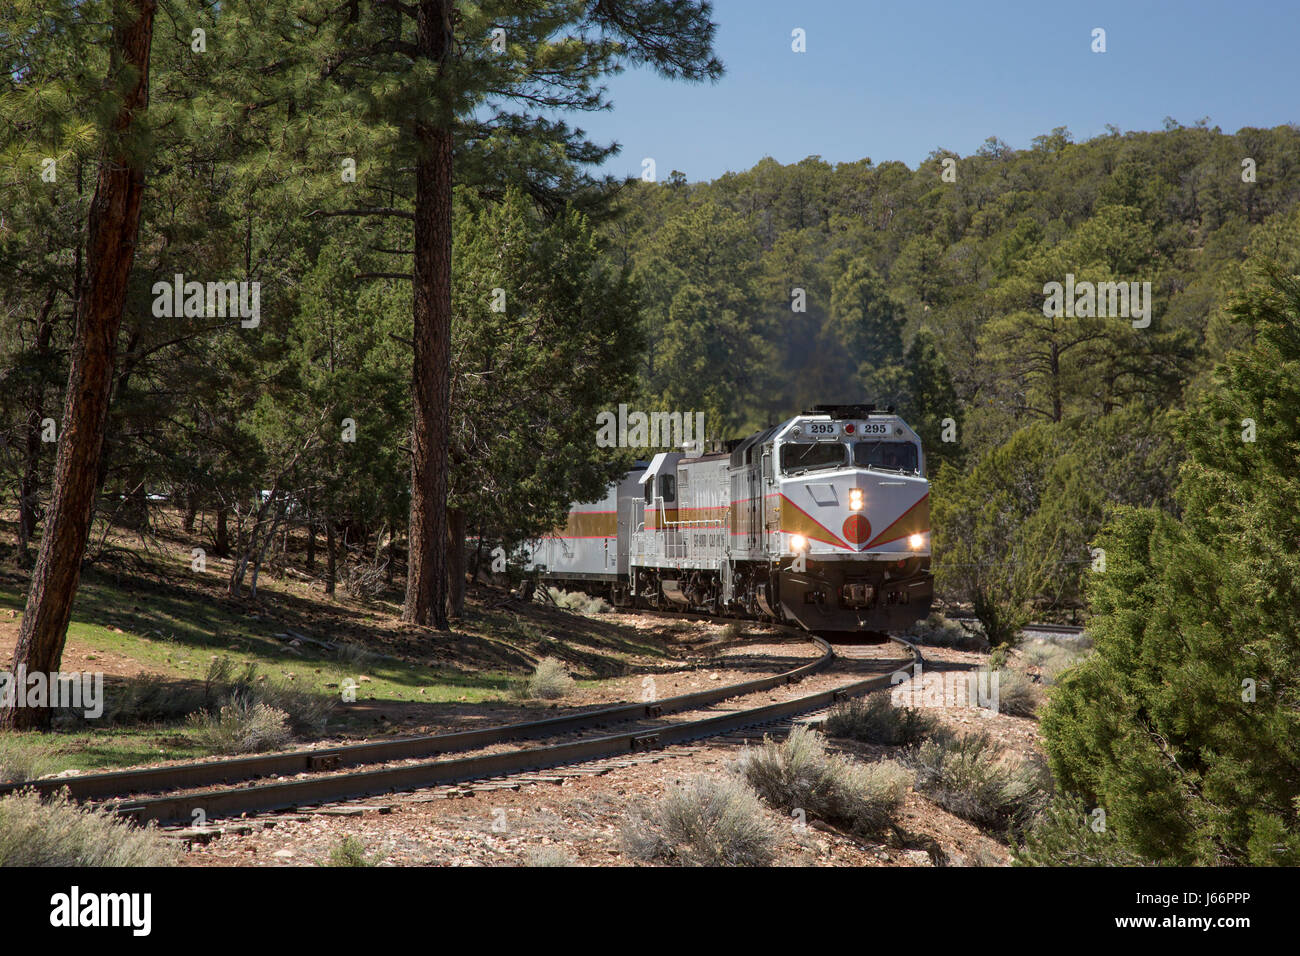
top-left (621, 775), bottom-right (776, 866)
top-left (1014, 794), bottom-right (1145, 866)
top-left (0, 790), bottom-right (180, 866)
top-left (325, 835), bottom-right (385, 867)
top-left (739, 725), bottom-right (910, 838)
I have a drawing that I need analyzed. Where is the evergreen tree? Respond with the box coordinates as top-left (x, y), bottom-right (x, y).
top-left (1043, 261), bottom-right (1300, 864)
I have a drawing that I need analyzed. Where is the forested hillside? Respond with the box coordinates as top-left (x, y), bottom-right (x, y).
top-left (6, 111), bottom-right (1300, 625)
top-left (606, 123), bottom-right (1300, 620)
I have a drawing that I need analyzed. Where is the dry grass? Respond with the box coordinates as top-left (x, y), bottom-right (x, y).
top-left (523, 846), bottom-right (575, 867)
top-left (0, 737), bottom-right (60, 785)
top-left (0, 790), bottom-right (180, 866)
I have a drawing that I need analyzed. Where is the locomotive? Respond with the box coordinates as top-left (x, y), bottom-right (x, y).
top-left (525, 404), bottom-right (933, 637)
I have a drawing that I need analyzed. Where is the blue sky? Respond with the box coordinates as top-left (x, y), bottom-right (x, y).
top-left (570, 0), bottom-right (1300, 182)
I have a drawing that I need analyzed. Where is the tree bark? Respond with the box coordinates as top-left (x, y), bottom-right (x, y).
top-left (3, 0), bottom-right (157, 731)
top-left (214, 507), bottom-right (230, 556)
top-left (402, 0), bottom-right (453, 630)
top-left (326, 520), bottom-right (337, 597)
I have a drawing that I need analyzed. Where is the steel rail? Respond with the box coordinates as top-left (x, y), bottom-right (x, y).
top-left (110, 636), bottom-right (921, 826)
top-left (0, 629), bottom-right (832, 804)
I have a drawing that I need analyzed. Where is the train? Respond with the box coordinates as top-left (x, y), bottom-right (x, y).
top-left (524, 404), bottom-right (933, 637)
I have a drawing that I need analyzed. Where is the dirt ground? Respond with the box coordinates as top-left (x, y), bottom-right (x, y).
top-left (177, 640), bottom-right (1034, 868)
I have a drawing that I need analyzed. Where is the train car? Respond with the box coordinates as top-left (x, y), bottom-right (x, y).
top-left (524, 403), bottom-right (932, 637)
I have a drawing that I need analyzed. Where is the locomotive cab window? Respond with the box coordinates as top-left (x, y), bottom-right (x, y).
top-left (780, 442), bottom-right (847, 475)
top-left (853, 440), bottom-right (919, 473)
top-left (659, 474), bottom-right (676, 502)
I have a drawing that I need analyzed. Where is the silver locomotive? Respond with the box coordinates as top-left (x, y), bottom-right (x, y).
top-left (526, 404), bottom-right (933, 636)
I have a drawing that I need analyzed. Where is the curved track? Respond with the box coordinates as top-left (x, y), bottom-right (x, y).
top-left (3, 631), bottom-right (921, 827)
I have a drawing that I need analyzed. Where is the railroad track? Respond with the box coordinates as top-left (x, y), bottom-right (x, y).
top-left (2, 631), bottom-right (920, 827)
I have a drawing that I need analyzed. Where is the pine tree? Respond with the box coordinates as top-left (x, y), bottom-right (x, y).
top-left (1042, 260), bottom-right (1300, 864)
top-left (1, 0), bottom-right (158, 731)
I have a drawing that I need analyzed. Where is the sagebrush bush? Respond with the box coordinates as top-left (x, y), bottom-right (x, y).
top-left (0, 737), bottom-right (60, 784)
top-left (548, 587), bottom-right (611, 614)
top-left (739, 725), bottom-right (910, 838)
top-left (909, 732), bottom-right (1049, 834)
top-left (205, 659), bottom-right (333, 734)
top-left (526, 657), bottom-right (575, 700)
top-left (620, 775), bottom-right (776, 866)
top-left (987, 666), bottom-right (1042, 717)
top-left (0, 790), bottom-right (180, 866)
top-left (825, 694), bottom-right (940, 746)
top-left (188, 698), bottom-right (292, 754)
top-left (908, 612), bottom-right (986, 651)
top-left (1014, 794), bottom-right (1145, 866)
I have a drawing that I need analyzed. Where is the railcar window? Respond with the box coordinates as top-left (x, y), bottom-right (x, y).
top-left (780, 442), bottom-right (846, 475)
top-left (853, 440), bottom-right (919, 473)
top-left (659, 474), bottom-right (676, 502)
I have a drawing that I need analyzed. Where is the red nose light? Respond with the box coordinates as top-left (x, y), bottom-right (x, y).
top-left (844, 423), bottom-right (855, 434)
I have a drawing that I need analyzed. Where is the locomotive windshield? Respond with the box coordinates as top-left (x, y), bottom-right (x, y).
top-left (853, 440), bottom-right (919, 473)
top-left (780, 441), bottom-right (847, 475)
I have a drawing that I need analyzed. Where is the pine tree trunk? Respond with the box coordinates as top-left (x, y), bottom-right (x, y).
top-left (447, 506), bottom-right (465, 619)
top-left (402, 0), bottom-right (453, 631)
top-left (306, 519), bottom-right (316, 572)
top-left (326, 520), bottom-right (337, 597)
top-left (2, 0), bottom-right (157, 732)
top-left (214, 507), bottom-right (230, 556)
top-left (183, 492), bottom-right (198, 533)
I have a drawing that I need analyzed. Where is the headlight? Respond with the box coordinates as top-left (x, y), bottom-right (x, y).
top-left (789, 534), bottom-right (808, 553)
top-left (908, 533), bottom-right (924, 550)
top-left (849, 488), bottom-right (863, 511)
